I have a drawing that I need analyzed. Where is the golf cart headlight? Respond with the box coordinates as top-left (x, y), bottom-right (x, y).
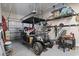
top-left (37, 36), bottom-right (43, 41)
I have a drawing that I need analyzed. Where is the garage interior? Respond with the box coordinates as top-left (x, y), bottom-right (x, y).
top-left (0, 3), bottom-right (79, 56)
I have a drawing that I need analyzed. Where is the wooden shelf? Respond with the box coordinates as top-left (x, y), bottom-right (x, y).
top-left (46, 24), bottom-right (79, 28)
top-left (46, 13), bottom-right (79, 21)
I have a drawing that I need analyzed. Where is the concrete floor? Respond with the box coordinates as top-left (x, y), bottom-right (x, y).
top-left (12, 41), bottom-right (79, 56)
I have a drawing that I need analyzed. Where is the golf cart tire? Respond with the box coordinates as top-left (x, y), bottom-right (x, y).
top-left (32, 42), bottom-right (43, 55)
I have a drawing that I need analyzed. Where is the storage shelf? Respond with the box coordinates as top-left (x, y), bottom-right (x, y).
top-left (46, 24), bottom-right (79, 28)
top-left (46, 13), bottom-right (79, 21)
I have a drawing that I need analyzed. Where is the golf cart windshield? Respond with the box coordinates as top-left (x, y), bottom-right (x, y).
top-left (22, 16), bottom-right (46, 35)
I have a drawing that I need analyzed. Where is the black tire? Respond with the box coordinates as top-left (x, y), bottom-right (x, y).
top-left (32, 42), bottom-right (43, 55)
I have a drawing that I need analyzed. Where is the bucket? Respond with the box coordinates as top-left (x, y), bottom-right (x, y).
top-left (4, 41), bottom-right (12, 50)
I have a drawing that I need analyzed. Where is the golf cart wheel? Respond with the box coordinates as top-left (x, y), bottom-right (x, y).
top-left (32, 42), bottom-right (43, 55)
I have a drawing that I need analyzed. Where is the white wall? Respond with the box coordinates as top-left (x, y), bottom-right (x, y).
top-left (1, 11), bottom-right (23, 40)
top-left (67, 3), bottom-right (79, 13)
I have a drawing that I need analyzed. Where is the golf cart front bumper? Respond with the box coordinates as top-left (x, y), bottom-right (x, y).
top-left (44, 40), bottom-right (54, 48)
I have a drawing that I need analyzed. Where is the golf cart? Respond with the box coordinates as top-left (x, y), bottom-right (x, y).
top-left (21, 16), bottom-right (53, 55)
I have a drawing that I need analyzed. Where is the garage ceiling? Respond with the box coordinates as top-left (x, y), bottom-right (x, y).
top-left (1, 3), bottom-right (56, 16)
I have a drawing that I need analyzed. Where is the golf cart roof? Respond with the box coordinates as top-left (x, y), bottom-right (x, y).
top-left (22, 16), bottom-right (45, 24)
